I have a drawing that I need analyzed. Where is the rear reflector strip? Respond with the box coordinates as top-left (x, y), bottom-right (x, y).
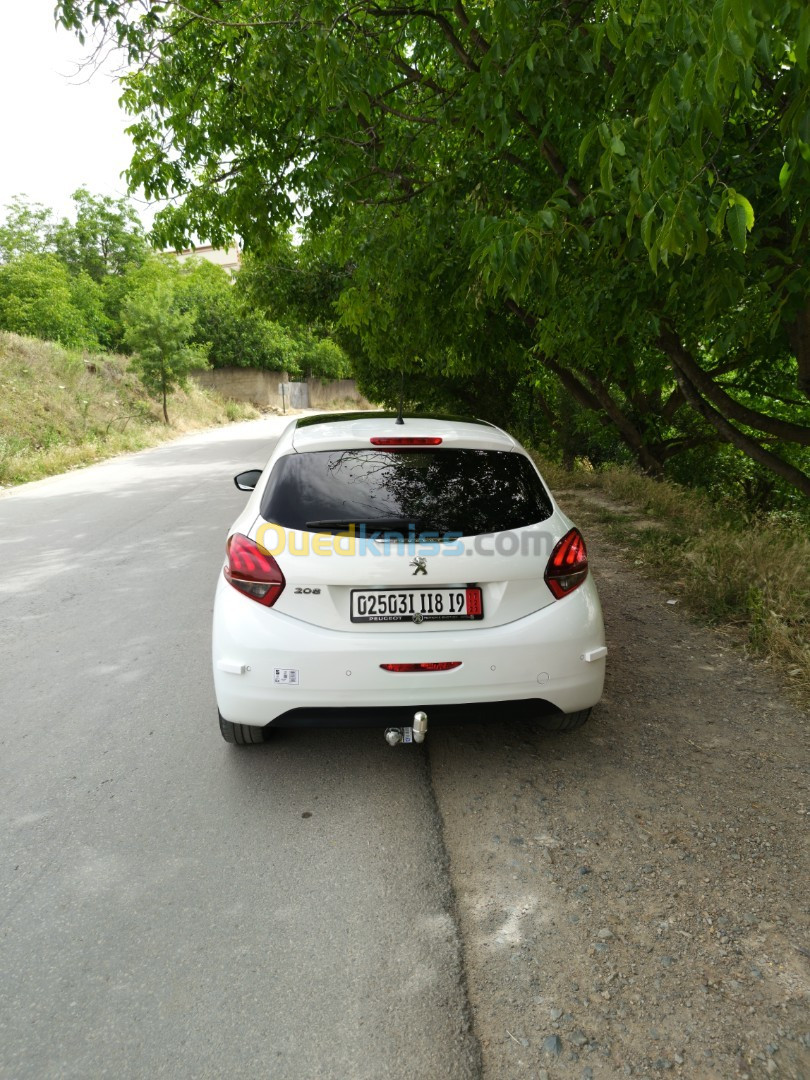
top-left (380, 662), bottom-right (461, 673)
top-left (370, 437), bottom-right (443, 446)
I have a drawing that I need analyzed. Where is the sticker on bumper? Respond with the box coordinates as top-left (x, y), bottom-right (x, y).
top-left (274, 668), bottom-right (300, 685)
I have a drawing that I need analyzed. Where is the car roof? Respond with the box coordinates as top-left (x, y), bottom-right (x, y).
top-left (290, 412), bottom-right (519, 453)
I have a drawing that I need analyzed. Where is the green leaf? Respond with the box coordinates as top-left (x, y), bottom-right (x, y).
top-left (731, 192), bottom-right (754, 231)
top-left (605, 13), bottom-right (622, 49)
top-left (610, 135), bottom-right (626, 156)
top-left (726, 30), bottom-right (744, 59)
top-left (730, 0), bottom-right (755, 38)
top-left (641, 208), bottom-right (655, 249)
top-left (625, 205), bottom-right (636, 237)
top-left (779, 162), bottom-right (792, 191)
top-left (703, 102), bottom-right (724, 139)
top-left (727, 202), bottom-right (748, 252)
top-left (600, 151), bottom-right (614, 192)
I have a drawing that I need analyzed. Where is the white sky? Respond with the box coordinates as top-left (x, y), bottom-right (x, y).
top-left (0, 1), bottom-right (157, 228)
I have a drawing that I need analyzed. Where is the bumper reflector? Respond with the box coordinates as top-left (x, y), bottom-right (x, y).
top-left (380, 662), bottom-right (462, 673)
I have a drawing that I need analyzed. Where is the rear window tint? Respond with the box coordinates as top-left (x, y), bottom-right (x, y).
top-left (260, 449), bottom-right (553, 537)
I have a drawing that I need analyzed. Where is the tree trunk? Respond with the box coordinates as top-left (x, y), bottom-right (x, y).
top-left (579, 371), bottom-right (665, 476)
top-left (506, 300), bottom-right (665, 475)
top-left (665, 355), bottom-right (810, 500)
top-left (660, 330), bottom-right (810, 445)
top-left (162, 380), bottom-right (169, 424)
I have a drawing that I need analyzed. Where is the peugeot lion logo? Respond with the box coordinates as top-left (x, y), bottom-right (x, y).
top-left (410, 557), bottom-right (428, 576)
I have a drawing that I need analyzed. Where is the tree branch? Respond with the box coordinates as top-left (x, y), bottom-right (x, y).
top-left (390, 53), bottom-right (447, 96)
top-left (506, 299), bottom-right (664, 473)
top-left (451, 0), bottom-right (586, 202)
top-left (664, 347), bottom-right (810, 499)
top-left (660, 329), bottom-right (810, 446)
top-left (662, 384), bottom-right (685, 422)
top-left (452, 0), bottom-right (490, 56)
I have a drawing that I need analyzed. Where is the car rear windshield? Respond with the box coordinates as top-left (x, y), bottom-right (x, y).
top-left (260, 448), bottom-right (553, 537)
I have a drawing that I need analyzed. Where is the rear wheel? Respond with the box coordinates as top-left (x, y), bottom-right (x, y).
top-left (218, 712), bottom-right (265, 745)
top-left (535, 708), bottom-right (592, 734)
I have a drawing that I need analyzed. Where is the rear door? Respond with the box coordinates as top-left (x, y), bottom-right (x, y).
top-left (252, 446), bottom-right (568, 632)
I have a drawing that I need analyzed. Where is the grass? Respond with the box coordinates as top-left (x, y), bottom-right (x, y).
top-left (0, 332), bottom-right (259, 486)
top-left (534, 455), bottom-right (810, 701)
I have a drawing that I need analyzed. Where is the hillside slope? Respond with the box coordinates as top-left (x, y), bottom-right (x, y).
top-left (0, 332), bottom-right (257, 486)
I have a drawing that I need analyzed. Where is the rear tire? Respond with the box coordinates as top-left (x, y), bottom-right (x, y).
top-left (218, 712), bottom-right (265, 745)
top-left (535, 708), bottom-right (592, 734)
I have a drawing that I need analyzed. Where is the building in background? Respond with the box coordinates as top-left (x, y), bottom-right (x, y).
top-left (171, 244), bottom-right (241, 275)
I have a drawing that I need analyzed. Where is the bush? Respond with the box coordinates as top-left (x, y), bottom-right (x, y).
top-left (0, 254), bottom-right (101, 348)
top-left (295, 334), bottom-right (352, 379)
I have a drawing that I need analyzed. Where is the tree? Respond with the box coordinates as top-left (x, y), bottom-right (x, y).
top-left (121, 253), bottom-right (307, 374)
top-left (56, 0), bottom-right (810, 495)
top-left (0, 196), bottom-right (55, 263)
top-left (174, 257), bottom-right (293, 371)
top-left (0, 254), bottom-right (101, 347)
top-left (52, 187), bottom-right (147, 281)
top-left (237, 235), bottom-right (353, 337)
top-left (0, 191), bottom-right (148, 351)
top-left (122, 279), bottom-right (208, 422)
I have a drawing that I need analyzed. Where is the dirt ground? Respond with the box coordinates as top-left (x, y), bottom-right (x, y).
top-left (429, 490), bottom-right (809, 1080)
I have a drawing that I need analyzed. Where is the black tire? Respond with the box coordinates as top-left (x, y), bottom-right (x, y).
top-left (218, 711), bottom-right (265, 745)
top-left (535, 708), bottom-right (592, 734)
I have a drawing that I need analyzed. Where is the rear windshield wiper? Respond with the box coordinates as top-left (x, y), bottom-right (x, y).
top-left (305, 517), bottom-right (459, 540)
top-left (306, 517), bottom-right (425, 533)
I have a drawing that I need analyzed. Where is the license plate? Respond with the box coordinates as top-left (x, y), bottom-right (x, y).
top-left (350, 587), bottom-right (483, 623)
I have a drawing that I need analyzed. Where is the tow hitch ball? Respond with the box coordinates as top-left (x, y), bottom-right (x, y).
top-left (385, 711), bottom-right (428, 746)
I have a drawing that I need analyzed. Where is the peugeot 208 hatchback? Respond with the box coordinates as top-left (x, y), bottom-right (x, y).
top-left (213, 413), bottom-right (606, 745)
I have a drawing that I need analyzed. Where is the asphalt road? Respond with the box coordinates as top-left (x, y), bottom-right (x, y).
top-left (0, 417), bottom-right (480, 1080)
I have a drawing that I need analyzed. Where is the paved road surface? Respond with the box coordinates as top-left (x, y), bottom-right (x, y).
top-left (0, 417), bottom-right (479, 1080)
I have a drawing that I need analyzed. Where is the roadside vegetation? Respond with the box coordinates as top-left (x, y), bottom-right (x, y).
top-left (0, 331), bottom-right (257, 487)
top-left (0, 189), bottom-right (354, 388)
top-left (55, 0), bottom-right (810, 504)
top-left (536, 454), bottom-right (810, 699)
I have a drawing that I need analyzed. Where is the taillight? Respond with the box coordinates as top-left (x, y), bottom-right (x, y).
top-left (223, 533), bottom-right (285, 607)
top-left (380, 662), bottom-right (461, 672)
top-left (370, 437), bottom-right (443, 446)
top-left (544, 528), bottom-right (588, 599)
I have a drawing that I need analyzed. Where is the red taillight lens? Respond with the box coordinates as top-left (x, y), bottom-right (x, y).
top-left (370, 437), bottom-right (443, 446)
top-left (380, 662), bottom-right (461, 672)
top-left (544, 528), bottom-right (588, 599)
top-left (223, 533), bottom-right (285, 607)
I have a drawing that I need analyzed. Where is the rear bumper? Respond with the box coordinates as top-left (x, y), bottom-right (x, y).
top-left (212, 575), bottom-right (606, 727)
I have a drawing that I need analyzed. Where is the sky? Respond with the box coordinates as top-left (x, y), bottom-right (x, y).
top-left (0, 2), bottom-right (156, 227)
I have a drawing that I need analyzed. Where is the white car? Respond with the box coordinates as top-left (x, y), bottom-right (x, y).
top-left (213, 413), bottom-right (606, 745)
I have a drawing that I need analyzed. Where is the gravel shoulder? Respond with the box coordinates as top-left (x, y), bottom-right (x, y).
top-left (429, 490), bottom-right (809, 1080)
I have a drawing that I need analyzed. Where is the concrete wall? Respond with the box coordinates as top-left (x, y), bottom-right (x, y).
top-left (192, 368), bottom-right (289, 409)
top-left (191, 368), bottom-right (373, 411)
top-left (308, 377), bottom-right (368, 407)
